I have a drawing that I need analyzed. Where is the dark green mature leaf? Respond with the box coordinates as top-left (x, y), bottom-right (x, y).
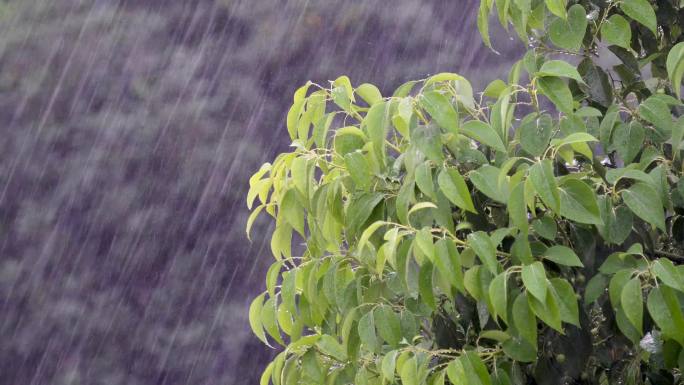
top-left (529, 160), bottom-right (560, 214)
top-left (647, 287), bottom-right (684, 344)
top-left (620, 277), bottom-right (643, 333)
top-left (522, 261), bottom-right (547, 302)
top-left (461, 120), bottom-right (507, 152)
top-left (519, 113), bottom-right (553, 157)
top-left (358, 311), bottom-right (379, 352)
top-left (585, 274), bottom-right (607, 304)
top-left (537, 76), bottom-right (573, 113)
top-left (543, 245), bottom-right (583, 267)
top-left (375, 305), bottom-right (403, 347)
top-left (438, 167), bottom-right (476, 213)
top-left (548, 5), bottom-right (587, 52)
top-left (528, 287), bottom-right (562, 331)
top-left (544, 0), bottom-right (566, 19)
top-left (558, 179), bottom-right (602, 225)
top-left (621, 182), bottom-right (666, 231)
top-left (513, 293), bottom-right (537, 346)
top-left (597, 198), bottom-right (633, 245)
top-left (416, 161), bottom-right (436, 201)
top-left (470, 165), bottom-right (508, 203)
top-left (468, 232), bottom-right (500, 275)
top-left (602, 15), bottom-right (632, 49)
top-left (611, 121), bottom-right (645, 164)
top-left (489, 272), bottom-right (509, 323)
top-left (652, 259), bottom-right (684, 292)
top-left (503, 337), bottom-right (538, 362)
top-left (639, 96), bottom-right (673, 142)
top-left (550, 278), bottom-right (580, 326)
top-left (620, 0), bottom-right (657, 36)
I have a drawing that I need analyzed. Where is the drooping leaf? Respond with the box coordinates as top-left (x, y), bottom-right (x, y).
top-left (529, 160), bottom-right (560, 214)
top-left (536, 60), bottom-right (584, 83)
top-left (519, 113), bottom-right (554, 157)
top-left (601, 14), bottom-right (632, 49)
top-left (522, 261), bottom-right (548, 302)
top-left (468, 231), bottom-right (500, 275)
top-left (461, 120), bottom-right (507, 152)
top-left (620, 277), bottom-right (643, 334)
top-left (548, 5), bottom-right (587, 52)
top-left (543, 245), bottom-right (583, 267)
top-left (667, 42), bottom-right (684, 99)
top-left (537, 76), bottom-right (574, 113)
top-left (558, 179), bottom-right (602, 225)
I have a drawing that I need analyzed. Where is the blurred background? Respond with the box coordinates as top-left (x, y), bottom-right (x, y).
top-left (0, 1), bottom-right (521, 384)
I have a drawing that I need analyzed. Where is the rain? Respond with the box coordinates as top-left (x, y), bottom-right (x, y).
top-left (0, 1), bottom-right (522, 384)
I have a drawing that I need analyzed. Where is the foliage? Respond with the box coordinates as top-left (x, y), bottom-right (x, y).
top-left (247, 0), bottom-right (684, 384)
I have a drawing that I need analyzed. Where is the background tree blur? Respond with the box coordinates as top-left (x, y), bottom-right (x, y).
top-left (0, 1), bottom-right (518, 384)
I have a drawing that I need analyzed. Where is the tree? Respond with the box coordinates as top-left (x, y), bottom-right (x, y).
top-left (246, 0), bottom-right (684, 383)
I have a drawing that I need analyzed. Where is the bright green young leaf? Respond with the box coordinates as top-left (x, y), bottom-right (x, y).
top-left (544, 0), bottom-right (567, 19)
top-left (363, 101), bottom-right (391, 165)
top-left (400, 356), bottom-right (419, 385)
top-left (382, 350), bottom-right (399, 382)
top-left (355, 83), bottom-right (383, 106)
top-left (249, 292), bottom-right (271, 347)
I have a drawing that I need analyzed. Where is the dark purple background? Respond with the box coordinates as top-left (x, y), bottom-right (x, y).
top-left (0, 1), bottom-right (520, 383)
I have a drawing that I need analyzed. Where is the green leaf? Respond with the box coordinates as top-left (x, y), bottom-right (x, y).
top-left (470, 165), bottom-right (508, 203)
top-left (647, 287), bottom-right (684, 344)
top-left (601, 14), bottom-right (632, 49)
top-left (532, 214), bottom-right (557, 240)
top-left (522, 261), bottom-right (548, 302)
top-left (548, 5), bottom-right (587, 52)
top-left (463, 351), bottom-right (492, 385)
top-left (416, 161), bottom-right (436, 201)
top-left (549, 132), bottom-right (597, 149)
top-left (419, 262), bottom-right (437, 310)
top-left (249, 292), bottom-right (271, 347)
top-left (585, 274), bottom-right (607, 304)
top-left (518, 114), bottom-right (553, 156)
top-left (344, 152), bottom-right (372, 190)
top-left (382, 350), bottom-right (399, 381)
top-left (549, 278), bottom-right (580, 326)
top-left (502, 337), bottom-right (538, 362)
top-left (639, 96), bottom-right (673, 142)
top-left (611, 121), bottom-right (645, 164)
top-left (620, 0), bottom-right (657, 36)
top-left (375, 305), bottom-right (403, 346)
top-left (621, 182), bottom-right (666, 231)
top-left (667, 42), bottom-right (684, 99)
top-left (438, 167), bottom-right (476, 213)
top-left (536, 76), bottom-right (574, 113)
top-left (513, 292), bottom-right (537, 345)
top-left (358, 311), bottom-right (379, 352)
top-left (529, 160), bottom-right (560, 214)
top-left (355, 83), bottom-right (383, 106)
top-left (543, 245), bottom-right (583, 267)
top-left (363, 101), bottom-right (391, 165)
top-left (489, 272), bottom-right (509, 323)
top-left (400, 356), bottom-right (419, 385)
top-left (478, 0), bottom-right (493, 49)
top-left (420, 91), bottom-right (459, 134)
top-left (652, 258), bottom-right (684, 292)
top-left (544, 0), bottom-right (567, 19)
top-left (461, 120), bottom-right (507, 152)
top-left (468, 231), bottom-right (500, 275)
top-left (262, 296), bottom-right (284, 345)
top-left (316, 335), bottom-right (347, 361)
top-left (508, 182), bottom-right (529, 233)
top-left (558, 179), bottom-right (602, 225)
top-left (620, 277), bottom-right (643, 334)
top-left (528, 288), bottom-right (562, 331)
top-left (536, 60), bottom-right (584, 83)
top-left (447, 359), bottom-right (467, 385)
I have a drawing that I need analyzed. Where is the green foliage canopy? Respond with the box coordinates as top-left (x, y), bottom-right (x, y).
top-left (247, 0), bottom-right (684, 383)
